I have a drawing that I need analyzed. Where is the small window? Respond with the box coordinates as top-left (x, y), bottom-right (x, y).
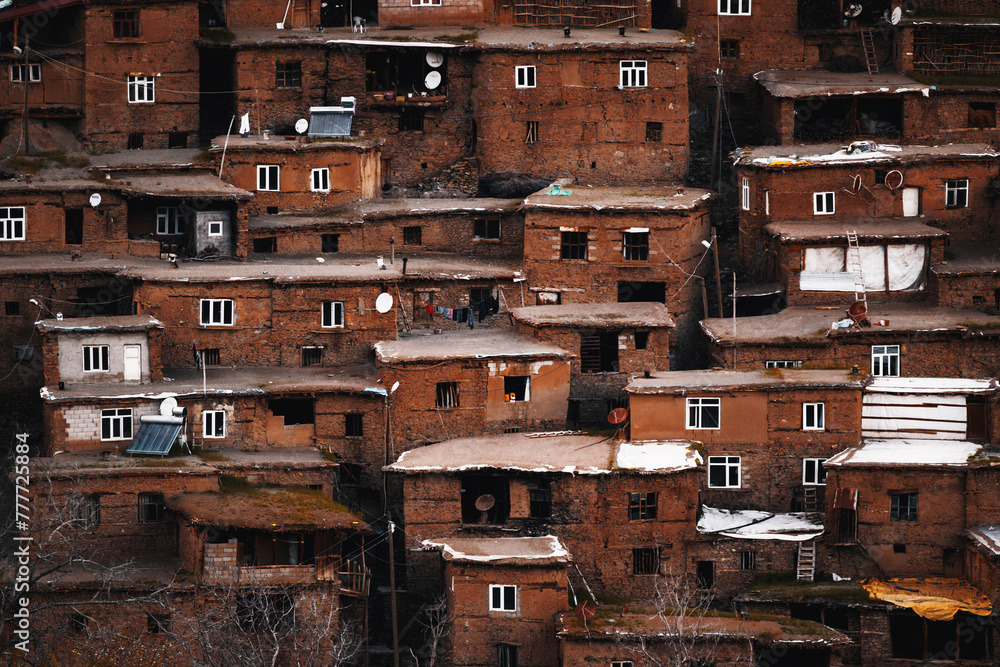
top-left (529, 481), bottom-right (551, 518)
top-left (69, 612), bottom-right (88, 636)
top-left (740, 550), bottom-right (756, 570)
top-left (5, 301), bottom-right (19, 316)
top-left (257, 165), bottom-right (280, 191)
top-left (686, 397), bottom-right (720, 430)
top-left (489, 584), bottom-right (517, 612)
top-left (741, 177), bottom-right (750, 211)
top-left (203, 410), bottom-right (226, 438)
top-left (201, 348), bottom-right (221, 365)
top-left (611, 662), bottom-right (635, 667)
top-left (622, 231), bottom-right (649, 261)
top-left (0, 207), bottom-right (26, 241)
top-left (411, 0), bottom-right (441, 5)
top-left (803, 458), bottom-right (827, 486)
top-left (345, 413), bottom-right (363, 437)
top-left (138, 492), bottom-right (165, 523)
top-left (946, 178), bottom-right (969, 209)
top-left (893, 543), bottom-right (906, 553)
top-left (311, 168), bottom-right (330, 192)
top-left (696, 560), bottom-right (715, 589)
top-left (71, 493), bottom-right (101, 530)
top-left (720, 39), bottom-right (740, 58)
top-left (628, 491), bottom-right (657, 520)
top-left (10, 63), bottom-right (41, 83)
top-left (620, 60), bottom-right (647, 88)
top-left (504, 376), bottom-right (530, 402)
top-left (890, 491), bottom-right (918, 521)
top-left (803, 403), bottom-right (825, 430)
top-left (645, 121), bottom-right (662, 142)
top-left (156, 207), bottom-right (183, 236)
top-left (436, 382), bottom-right (459, 408)
top-left (403, 226), bottom-right (422, 245)
top-left (200, 299), bottom-right (235, 326)
top-left (168, 132), bottom-right (188, 148)
top-left (127, 75), bottom-right (155, 103)
top-left (765, 360), bottom-right (803, 369)
top-left (146, 613), bottom-right (170, 633)
top-left (321, 301), bottom-right (344, 328)
top-left (497, 644), bottom-right (518, 667)
top-left (302, 346), bottom-right (323, 366)
top-left (101, 408), bottom-right (133, 441)
top-left (632, 547), bottom-right (660, 575)
top-left (560, 231), bottom-right (588, 260)
top-left (536, 291), bottom-right (561, 305)
top-left (321, 233), bottom-right (340, 253)
top-left (275, 61), bottom-right (302, 88)
top-left (113, 10), bottom-right (139, 38)
top-left (580, 331), bottom-right (619, 373)
top-left (127, 132), bottom-right (144, 150)
top-left (515, 65), bottom-right (536, 88)
top-left (474, 217), bottom-right (501, 240)
top-left (707, 455), bottom-right (741, 488)
top-left (82, 345), bottom-right (110, 372)
top-left (719, 0), bottom-right (750, 13)
top-left (871, 344), bottom-right (900, 377)
top-left (252, 237), bottom-right (276, 253)
top-left (525, 120), bottom-right (538, 144)
top-left (968, 102), bottom-right (996, 128)
top-left (634, 331), bottom-right (649, 349)
top-left (813, 191), bottom-right (835, 215)
top-left (399, 108), bottom-right (425, 132)
top-left (208, 221), bottom-right (224, 237)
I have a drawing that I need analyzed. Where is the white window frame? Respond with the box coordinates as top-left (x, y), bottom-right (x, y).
top-left (803, 458), bottom-right (828, 486)
top-left (200, 299), bottom-right (235, 326)
top-left (707, 455), bottom-right (741, 488)
top-left (207, 220), bottom-right (223, 237)
top-left (719, 0), bottom-right (751, 14)
top-left (611, 662), bottom-right (635, 667)
top-left (83, 345), bottom-right (110, 372)
top-left (100, 408), bottom-right (133, 441)
top-left (203, 410), bottom-right (226, 438)
top-left (741, 177), bottom-right (750, 211)
top-left (945, 178), bottom-right (969, 208)
top-left (686, 397), bottom-right (721, 430)
top-left (488, 584), bottom-right (517, 612)
top-left (0, 207), bottom-right (26, 241)
top-left (310, 168), bottom-right (330, 192)
top-left (765, 190), bottom-right (770, 215)
top-left (410, 0), bottom-right (441, 5)
top-left (515, 65), bottom-right (536, 89)
top-left (156, 207), bottom-right (183, 235)
top-left (813, 191), bottom-right (835, 215)
top-left (127, 75), bottom-right (155, 103)
top-left (802, 403), bottom-right (825, 430)
top-left (257, 165), bottom-right (280, 191)
top-left (871, 344), bottom-right (900, 377)
top-left (11, 63), bottom-right (41, 83)
top-left (322, 301), bottom-right (344, 328)
top-left (619, 60), bottom-right (647, 88)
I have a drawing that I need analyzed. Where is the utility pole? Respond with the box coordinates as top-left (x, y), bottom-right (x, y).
top-left (21, 34), bottom-right (30, 154)
top-left (388, 514), bottom-right (400, 667)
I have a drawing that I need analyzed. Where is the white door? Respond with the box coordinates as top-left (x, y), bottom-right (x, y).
top-left (123, 345), bottom-right (141, 381)
top-left (902, 188), bottom-right (919, 217)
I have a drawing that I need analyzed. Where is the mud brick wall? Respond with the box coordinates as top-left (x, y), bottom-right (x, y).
top-left (395, 279), bottom-right (516, 334)
top-left (233, 44), bottom-right (335, 132)
top-left (379, 0), bottom-right (491, 28)
top-left (0, 189), bottom-right (129, 255)
top-left (48, 400), bottom-right (159, 452)
top-left (926, 91), bottom-right (1000, 145)
top-left (688, 538), bottom-right (801, 598)
top-left (928, 272), bottom-right (1000, 311)
top-left (226, 0), bottom-right (320, 29)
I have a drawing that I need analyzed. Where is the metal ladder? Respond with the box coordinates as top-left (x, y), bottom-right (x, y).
top-left (797, 541), bottom-right (816, 581)
top-left (861, 28), bottom-right (879, 74)
top-left (847, 230), bottom-right (866, 303)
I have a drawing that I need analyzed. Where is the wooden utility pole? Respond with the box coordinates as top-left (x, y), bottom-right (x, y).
top-left (388, 515), bottom-right (400, 667)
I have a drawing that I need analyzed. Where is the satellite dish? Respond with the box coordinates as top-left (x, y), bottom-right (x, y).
top-left (390, 380), bottom-right (400, 394)
top-left (848, 300), bottom-right (869, 325)
top-left (375, 292), bottom-right (394, 314)
top-left (608, 407), bottom-right (629, 425)
top-left (891, 6), bottom-right (901, 24)
top-left (89, 193), bottom-right (102, 208)
top-left (424, 70), bottom-right (442, 90)
top-left (574, 601), bottom-right (597, 622)
top-left (425, 51), bottom-right (444, 68)
top-left (848, 175), bottom-right (862, 196)
top-left (294, 118), bottom-right (309, 134)
top-left (885, 169), bottom-right (903, 190)
top-left (475, 494), bottom-right (495, 511)
top-left (159, 397), bottom-right (178, 416)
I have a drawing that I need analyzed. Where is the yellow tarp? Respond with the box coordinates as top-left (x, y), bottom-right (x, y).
top-left (862, 577), bottom-right (993, 621)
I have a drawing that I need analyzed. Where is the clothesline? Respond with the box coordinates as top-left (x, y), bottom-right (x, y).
top-left (426, 295), bottom-right (501, 329)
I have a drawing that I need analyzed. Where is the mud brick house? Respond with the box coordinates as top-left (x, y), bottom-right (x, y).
top-left (419, 535), bottom-right (571, 667)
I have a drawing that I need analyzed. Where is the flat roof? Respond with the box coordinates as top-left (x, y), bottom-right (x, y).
top-left (511, 302), bottom-right (673, 328)
top-left (754, 70), bottom-right (931, 98)
top-left (628, 369), bottom-right (862, 394)
top-left (697, 506), bottom-right (824, 542)
top-left (867, 377), bottom-right (995, 394)
top-left (375, 330), bottom-right (570, 363)
top-left (34, 447), bottom-right (337, 475)
top-left (89, 149), bottom-right (207, 170)
top-left (35, 314), bottom-right (163, 333)
top-left (765, 220), bottom-right (947, 242)
top-left (932, 243), bottom-right (1000, 276)
top-left (359, 198), bottom-right (522, 218)
top-left (736, 142), bottom-right (997, 168)
top-left (523, 184), bottom-right (712, 212)
top-left (209, 134), bottom-right (376, 152)
top-left (117, 174), bottom-right (252, 199)
top-left (825, 439), bottom-right (982, 467)
top-left (422, 535), bottom-right (571, 564)
top-left (168, 489), bottom-right (368, 532)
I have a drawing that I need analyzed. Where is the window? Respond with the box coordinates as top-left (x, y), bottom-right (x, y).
top-left (871, 344), bottom-right (900, 377)
top-left (146, 613), bottom-right (170, 633)
top-left (403, 226), bottom-right (422, 245)
top-left (411, 0), bottom-right (441, 5)
top-left (1, 207), bottom-right (25, 240)
top-left (203, 410), bottom-right (226, 438)
top-left (622, 231), bottom-right (649, 261)
top-left (686, 397), bottom-right (720, 430)
top-left (311, 168), bottom-right (330, 192)
top-left (968, 102), bottom-right (996, 128)
top-left (945, 178), bottom-right (969, 208)
top-left (529, 481), bottom-right (551, 518)
top-left (436, 382), bottom-right (459, 408)
top-left (321, 301), bottom-right (344, 328)
top-left (69, 612), bottom-right (88, 636)
top-left (138, 492), bottom-right (165, 523)
top-left (399, 108), bottom-right (424, 132)
top-left (765, 360), bottom-right (802, 369)
top-left (813, 191), bottom-right (835, 215)
top-left (634, 331), bottom-right (649, 349)
top-left (708, 456), bottom-right (741, 488)
top-left (489, 585), bottom-right (517, 612)
top-left (82, 345), bottom-right (110, 372)
top-left (515, 65), bottom-right (536, 88)
top-left (525, 120), bottom-right (538, 144)
top-left (101, 408), bottom-right (133, 440)
top-left (168, 131), bottom-right (188, 148)
top-left (201, 348), bottom-right (220, 366)
top-left (497, 644), bottom-right (518, 667)
top-left (696, 561), bottom-right (715, 589)
top-left (474, 217), bottom-right (501, 240)
top-left (802, 403), bottom-right (825, 430)
top-left (619, 60), bottom-right (647, 87)
top-left (719, 0), bottom-right (750, 13)
top-left (720, 39), bottom-right (740, 58)
top-left (803, 458), bottom-right (827, 486)
top-left (275, 61), bottom-right (302, 88)
top-left (253, 237), bottom-right (277, 253)
top-left (71, 493), bottom-right (101, 530)
top-left (740, 551), bottom-right (756, 570)
top-left (257, 165), bottom-right (279, 191)
top-left (302, 346), bottom-right (323, 366)
top-left (633, 547), bottom-right (660, 575)
top-left (890, 614), bottom-right (991, 661)
top-left (200, 299), bottom-right (235, 326)
top-left (208, 220), bottom-right (223, 237)
top-left (890, 491), bottom-right (918, 521)
top-left (113, 10), bottom-right (139, 38)
top-left (503, 376), bottom-right (530, 402)
top-left (560, 230), bottom-right (588, 260)
top-left (611, 662), bottom-right (634, 667)
top-left (127, 75), bottom-right (155, 103)
top-left (5, 301), bottom-right (19, 316)
top-left (741, 177), bottom-right (750, 211)
top-left (128, 132), bottom-right (144, 149)
top-left (321, 233), bottom-right (340, 253)
top-left (645, 121), bottom-right (662, 142)
top-left (580, 331), bottom-right (619, 373)
top-left (156, 207), bottom-right (183, 235)
top-left (345, 413), bottom-right (363, 437)
top-left (628, 492), bottom-right (657, 520)
top-left (10, 63), bottom-right (41, 83)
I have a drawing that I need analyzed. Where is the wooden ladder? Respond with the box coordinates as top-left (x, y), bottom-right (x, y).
top-left (846, 230), bottom-right (866, 303)
top-left (803, 486), bottom-right (819, 513)
top-left (861, 28), bottom-right (879, 74)
top-left (797, 541), bottom-right (816, 581)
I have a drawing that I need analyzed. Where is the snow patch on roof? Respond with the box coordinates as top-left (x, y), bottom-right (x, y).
top-left (616, 441), bottom-right (702, 472)
top-left (421, 535), bottom-right (571, 563)
top-left (866, 377), bottom-right (995, 394)
top-left (825, 439), bottom-right (981, 467)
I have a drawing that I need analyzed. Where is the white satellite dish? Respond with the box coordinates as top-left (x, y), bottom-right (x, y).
top-left (294, 118), bottom-right (309, 134)
top-left (375, 292), bottom-right (393, 313)
top-left (425, 51), bottom-right (444, 68)
top-left (424, 70), bottom-right (442, 90)
top-left (159, 397), bottom-right (178, 416)
top-left (891, 6), bottom-right (901, 24)
top-left (89, 193), bottom-right (102, 208)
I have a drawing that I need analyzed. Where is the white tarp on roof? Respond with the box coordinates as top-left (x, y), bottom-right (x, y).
top-left (858, 245), bottom-right (886, 291)
top-left (800, 244), bottom-right (925, 292)
top-left (867, 377), bottom-right (996, 394)
top-left (615, 441), bottom-right (702, 472)
top-left (804, 247), bottom-right (846, 272)
top-left (862, 392), bottom-right (967, 440)
top-left (825, 439), bottom-right (981, 466)
top-left (696, 506), bottom-right (824, 541)
top-left (887, 244), bottom-right (926, 291)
